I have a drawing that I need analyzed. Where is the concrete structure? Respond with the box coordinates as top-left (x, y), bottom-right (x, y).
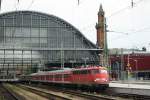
top-left (109, 82), bottom-right (150, 96)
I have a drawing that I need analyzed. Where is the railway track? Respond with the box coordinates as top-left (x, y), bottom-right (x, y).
top-left (5, 82), bottom-right (149, 100)
top-left (15, 84), bottom-right (73, 100)
top-left (6, 83), bottom-right (70, 100)
top-left (0, 83), bottom-right (20, 100)
top-left (19, 84), bottom-right (123, 100)
top-left (60, 90), bottom-right (116, 100)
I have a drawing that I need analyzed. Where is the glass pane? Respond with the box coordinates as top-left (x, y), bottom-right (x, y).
top-left (31, 28), bottom-right (39, 37)
top-left (40, 28), bottom-right (47, 37)
top-left (22, 28), bottom-right (30, 37)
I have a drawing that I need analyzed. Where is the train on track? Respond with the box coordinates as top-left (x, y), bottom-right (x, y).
top-left (20, 66), bottom-right (109, 90)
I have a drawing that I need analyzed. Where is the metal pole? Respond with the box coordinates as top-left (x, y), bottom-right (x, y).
top-left (121, 48), bottom-right (124, 80)
top-left (104, 18), bottom-right (108, 67)
top-left (70, 60), bottom-right (75, 68)
top-left (85, 59), bottom-right (86, 66)
top-left (109, 57), bottom-right (112, 80)
top-left (61, 43), bottom-right (64, 69)
top-left (134, 60), bottom-right (138, 80)
top-left (116, 61), bottom-right (120, 80)
top-left (127, 54), bottom-right (130, 80)
top-left (82, 57), bottom-right (88, 67)
top-left (72, 62), bottom-right (73, 68)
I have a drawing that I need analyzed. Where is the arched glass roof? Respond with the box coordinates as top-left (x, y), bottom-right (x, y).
top-left (0, 11), bottom-right (101, 77)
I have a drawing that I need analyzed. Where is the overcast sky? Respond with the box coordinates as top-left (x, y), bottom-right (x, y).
top-left (1, 0), bottom-right (150, 50)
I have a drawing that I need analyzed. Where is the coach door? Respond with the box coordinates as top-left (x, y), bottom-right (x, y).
top-left (72, 70), bottom-right (80, 84)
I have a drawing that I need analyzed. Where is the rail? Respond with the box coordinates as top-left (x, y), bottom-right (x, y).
top-left (20, 84), bottom-right (119, 100)
top-left (0, 83), bottom-right (21, 100)
top-left (16, 84), bottom-right (72, 100)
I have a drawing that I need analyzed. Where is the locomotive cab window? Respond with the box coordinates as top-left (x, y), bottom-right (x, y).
top-left (101, 70), bottom-right (107, 73)
top-left (92, 69), bottom-right (100, 74)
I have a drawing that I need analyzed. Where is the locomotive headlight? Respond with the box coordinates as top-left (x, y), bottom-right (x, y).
top-left (94, 78), bottom-right (100, 81)
top-left (94, 78), bottom-right (107, 82)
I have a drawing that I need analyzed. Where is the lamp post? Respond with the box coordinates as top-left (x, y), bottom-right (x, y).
top-left (82, 57), bottom-right (89, 67)
top-left (98, 54), bottom-right (103, 66)
top-left (116, 61), bottom-right (120, 80)
top-left (70, 60), bottom-right (76, 68)
top-left (134, 59), bottom-right (138, 80)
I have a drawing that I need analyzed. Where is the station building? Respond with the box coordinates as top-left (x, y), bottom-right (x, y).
top-left (0, 11), bottom-right (102, 79)
top-left (109, 48), bottom-right (150, 80)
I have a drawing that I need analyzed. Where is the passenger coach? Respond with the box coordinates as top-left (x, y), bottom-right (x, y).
top-left (21, 66), bottom-right (109, 89)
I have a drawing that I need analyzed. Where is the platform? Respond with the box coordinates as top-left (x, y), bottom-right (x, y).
top-left (109, 81), bottom-right (150, 96)
top-left (0, 78), bottom-right (19, 82)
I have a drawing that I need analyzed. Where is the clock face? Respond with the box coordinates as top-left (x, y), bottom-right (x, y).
top-left (98, 12), bottom-right (104, 16)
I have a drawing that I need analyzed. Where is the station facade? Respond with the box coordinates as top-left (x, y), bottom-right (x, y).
top-left (109, 48), bottom-right (150, 80)
top-left (0, 11), bottom-right (101, 79)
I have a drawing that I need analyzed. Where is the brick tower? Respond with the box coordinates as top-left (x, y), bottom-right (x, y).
top-left (96, 4), bottom-right (108, 66)
top-left (96, 4), bottom-right (105, 49)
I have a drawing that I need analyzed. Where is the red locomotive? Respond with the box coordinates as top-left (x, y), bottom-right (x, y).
top-left (21, 66), bottom-right (109, 89)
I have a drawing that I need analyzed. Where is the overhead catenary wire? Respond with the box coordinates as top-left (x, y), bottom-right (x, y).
top-left (15, 0), bottom-right (18, 11)
top-left (108, 25), bottom-right (150, 41)
top-left (107, 6), bottom-right (131, 18)
top-left (109, 26), bottom-right (150, 40)
top-left (107, 0), bottom-right (145, 18)
top-left (107, 30), bottom-right (129, 35)
top-left (16, 0), bottom-right (35, 11)
top-left (77, 0), bottom-right (88, 6)
top-left (27, 0), bottom-right (34, 9)
top-left (80, 0), bottom-right (145, 32)
top-left (78, 0), bottom-right (147, 45)
top-left (106, 0), bottom-right (147, 41)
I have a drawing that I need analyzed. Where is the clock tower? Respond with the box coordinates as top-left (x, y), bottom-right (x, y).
top-left (96, 4), bottom-right (108, 66)
top-left (96, 4), bottom-right (105, 49)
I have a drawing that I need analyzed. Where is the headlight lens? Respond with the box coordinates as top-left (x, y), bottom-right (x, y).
top-left (94, 78), bottom-right (107, 82)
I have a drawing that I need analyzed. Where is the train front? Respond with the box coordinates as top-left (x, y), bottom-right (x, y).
top-left (93, 67), bottom-right (109, 86)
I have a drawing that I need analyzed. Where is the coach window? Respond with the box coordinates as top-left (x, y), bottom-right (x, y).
top-left (55, 74), bottom-right (58, 78)
top-left (38, 76), bottom-right (40, 80)
top-left (81, 70), bottom-right (85, 74)
top-left (73, 71), bottom-right (75, 74)
top-left (80, 70), bottom-right (90, 74)
top-left (49, 75), bottom-right (53, 78)
top-left (73, 71), bottom-right (79, 75)
top-left (87, 70), bottom-right (90, 74)
top-left (56, 74), bottom-right (61, 79)
top-left (64, 74), bottom-right (70, 78)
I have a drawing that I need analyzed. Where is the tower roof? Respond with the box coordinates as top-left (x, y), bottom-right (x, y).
top-left (99, 4), bottom-right (103, 12)
top-left (98, 4), bottom-right (104, 15)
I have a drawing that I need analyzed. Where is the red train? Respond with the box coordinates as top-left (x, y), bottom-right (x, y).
top-left (21, 66), bottom-right (109, 89)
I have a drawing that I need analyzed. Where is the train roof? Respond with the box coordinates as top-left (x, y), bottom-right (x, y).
top-left (72, 66), bottom-right (107, 71)
top-left (30, 66), bottom-right (107, 76)
top-left (31, 68), bottom-right (72, 76)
